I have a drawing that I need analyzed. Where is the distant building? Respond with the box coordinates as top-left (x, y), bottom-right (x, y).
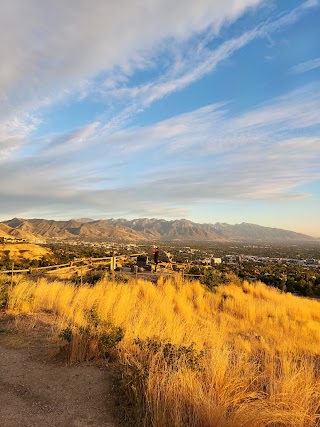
top-left (0, 237), bottom-right (26, 243)
top-left (27, 239), bottom-right (47, 244)
top-left (211, 257), bottom-right (222, 264)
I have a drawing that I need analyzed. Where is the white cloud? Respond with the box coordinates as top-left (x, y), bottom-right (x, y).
top-left (99, 0), bottom-right (317, 132)
top-left (0, 0), bottom-right (316, 140)
top-left (0, 0), bottom-right (319, 223)
top-left (0, 115), bottom-right (40, 159)
top-left (291, 57), bottom-right (320, 74)
top-left (230, 83), bottom-right (320, 131)
top-left (100, 81), bottom-right (320, 159)
top-left (0, 81), bottom-right (319, 220)
top-left (108, 30), bottom-right (257, 106)
top-left (0, 0), bottom-right (262, 123)
top-left (41, 122), bottom-right (101, 156)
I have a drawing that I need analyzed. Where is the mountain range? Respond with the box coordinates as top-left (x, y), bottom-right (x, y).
top-left (0, 217), bottom-right (316, 243)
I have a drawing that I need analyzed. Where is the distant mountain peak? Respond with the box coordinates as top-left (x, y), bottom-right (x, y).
top-left (74, 218), bottom-right (95, 223)
top-left (0, 217), bottom-right (315, 242)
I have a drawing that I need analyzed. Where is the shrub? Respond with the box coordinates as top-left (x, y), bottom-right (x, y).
top-left (59, 308), bottom-right (124, 363)
top-left (134, 337), bottom-right (204, 372)
top-left (0, 274), bottom-right (9, 308)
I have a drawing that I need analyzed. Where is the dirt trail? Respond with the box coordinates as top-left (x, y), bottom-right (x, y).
top-left (0, 314), bottom-right (128, 427)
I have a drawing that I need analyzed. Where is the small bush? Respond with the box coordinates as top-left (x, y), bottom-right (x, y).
top-left (71, 270), bottom-right (105, 286)
top-left (114, 273), bottom-right (130, 284)
top-left (59, 308), bottom-right (124, 363)
top-left (59, 326), bottom-right (73, 342)
top-left (0, 275), bottom-right (9, 308)
top-left (134, 337), bottom-right (204, 372)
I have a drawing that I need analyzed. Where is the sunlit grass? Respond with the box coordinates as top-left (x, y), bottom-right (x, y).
top-left (0, 243), bottom-right (51, 263)
top-left (6, 275), bottom-right (320, 426)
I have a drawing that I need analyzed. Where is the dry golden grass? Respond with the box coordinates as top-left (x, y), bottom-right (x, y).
top-left (0, 243), bottom-right (51, 263)
top-left (6, 275), bottom-right (320, 427)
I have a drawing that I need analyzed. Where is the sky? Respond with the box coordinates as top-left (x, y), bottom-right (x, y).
top-left (0, 0), bottom-right (320, 236)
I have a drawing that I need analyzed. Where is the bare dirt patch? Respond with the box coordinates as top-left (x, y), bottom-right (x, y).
top-left (0, 313), bottom-right (132, 427)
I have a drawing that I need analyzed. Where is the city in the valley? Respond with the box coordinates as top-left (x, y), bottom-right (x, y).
top-left (1, 235), bottom-right (320, 297)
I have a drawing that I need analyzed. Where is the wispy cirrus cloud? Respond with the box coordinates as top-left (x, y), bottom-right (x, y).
top-left (291, 57), bottom-right (320, 74)
top-left (40, 122), bottom-right (101, 156)
top-left (0, 115), bottom-right (40, 159)
top-left (99, 0), bottom-right (319, 133)
top-left (0, 0), bottom-right (262, 122)
top-left (0, 81), bottom-right (319, 220)
top-left (0, 0), bottom-right (317, 142)
top-left (99, 81), bottom-right (320, 158)
top-left (0, 0), bottom-right (319, 234)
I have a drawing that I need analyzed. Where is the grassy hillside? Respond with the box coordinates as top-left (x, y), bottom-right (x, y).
top-left (0, 243), bottom-right (52, 264)
top-left (4, 275), bottom-right (320, 426)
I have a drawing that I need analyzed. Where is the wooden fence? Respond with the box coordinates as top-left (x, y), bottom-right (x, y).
top-left (0, 253), bottom-right (141, 280)
top-left (1, 253), bottom-right (205, 284)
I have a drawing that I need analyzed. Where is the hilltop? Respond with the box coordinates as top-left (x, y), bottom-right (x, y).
top-left (1, 217), bottom-right (315, 243)
top-left (0, 243), bottom-right (52, 265)
top-left (2, 275), bottom-right (320, 427)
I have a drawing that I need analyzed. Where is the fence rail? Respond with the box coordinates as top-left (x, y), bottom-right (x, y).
top-left (0, 253), bottom-right (147, 276)
top-left (0, 253), bottom-right (205, 283)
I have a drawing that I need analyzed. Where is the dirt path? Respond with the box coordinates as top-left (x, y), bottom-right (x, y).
top-left (0, 314), bottom-right (129, 427)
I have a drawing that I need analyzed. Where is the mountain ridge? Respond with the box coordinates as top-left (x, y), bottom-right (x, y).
top-left (0, 217), bottom-right (316, 243)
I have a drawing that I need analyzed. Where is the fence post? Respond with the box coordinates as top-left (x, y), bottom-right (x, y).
top-left (181, 269), bottom-right (185, 282)
top-left (135, 265), bottom-right (138, 282)
top-left (111, 253), bottom-right (115, 282)
top-left (80, 265), bottom-right (83, 286)
top-left (11, 262), bottom-right (14, 288)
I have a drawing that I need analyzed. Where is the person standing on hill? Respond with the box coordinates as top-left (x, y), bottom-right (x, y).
top-left (153, 246), bottom-right (159, 271)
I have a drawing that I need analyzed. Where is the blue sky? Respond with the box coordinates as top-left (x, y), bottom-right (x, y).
top-left (0, 0), bottom-right (319, 236)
